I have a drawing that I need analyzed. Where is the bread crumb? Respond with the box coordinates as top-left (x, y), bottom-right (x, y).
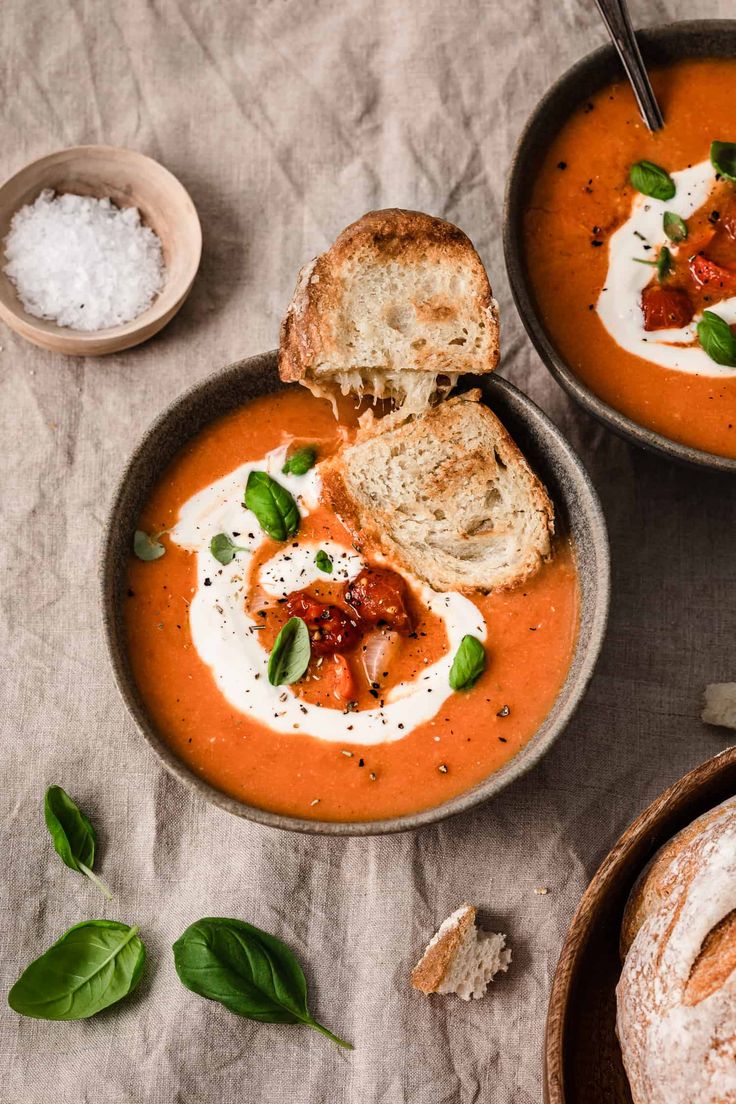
top-left (702, 683), bottom-right (736, 730)
top-left (411, 904), bottom-right (511, 1001)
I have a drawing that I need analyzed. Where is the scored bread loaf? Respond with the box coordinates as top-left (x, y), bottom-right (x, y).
top-left (411, 903), bottom-right (511, 1001)
top-left (279, 208), bottom-right (500, 412)
top-left (616, 796), bottom-right (736, 1104)
top-left (320, 390), bottom-right (554, 593)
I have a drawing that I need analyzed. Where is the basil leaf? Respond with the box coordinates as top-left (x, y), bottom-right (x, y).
top-left (629, 160), bottom-right (676, 201)
top-left (711, 140), bottom-right (736, 183)
top-left (245, 471), bottom-right (300, 541)
top-left (282, 446), bottom-right (317, 476)
top-left (449, 635), bottom-right (486, 691)
top-left (173, 916), bottom-right (351, 1049)
top-left (314, 549), bottom-right (333, 574)
top-left (8, 920), bottom-right (145, 1020)
top-left (663, 211), bottom-right (688, 243)
top-left (133, 529), bottom-right (166, 561)
top-left (210, 533), bottom-right (249, 566)
top-left (268, 617), bottom-right (310, 686)
top-left (657, 246), bottom-right (672, 282)
top-left (697, 310), bottom-right (736, 367)
top-left (44, 785), bottom-right (111, 900)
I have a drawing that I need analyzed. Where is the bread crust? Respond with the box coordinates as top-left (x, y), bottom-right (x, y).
top-left (320, 392), bottom-right (554, 594)
top-left (278, 208), bottom-right (500, 387)
top-left (411, 904), bottom-right (476, 994)
top-left (617, 796), bottom-right (736, 1104)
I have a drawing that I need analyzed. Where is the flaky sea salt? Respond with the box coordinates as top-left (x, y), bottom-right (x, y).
top-left (3, 190), bottom-right (165, 332)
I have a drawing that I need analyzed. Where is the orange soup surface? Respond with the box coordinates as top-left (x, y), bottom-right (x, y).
top-left (125, 389), bottom-right (578, 822)
top-left (524, 59), bottom-right (736, 458)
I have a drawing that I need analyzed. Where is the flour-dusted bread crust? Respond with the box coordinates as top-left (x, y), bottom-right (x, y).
top-left (320, 391), bottom-right (554, 593)
top-left (616, 796), bottom-right (736, 1104)
top-left (279, 209), bottom-right (500, 410)
top-left (411, 904), bottom-right (511, 1001)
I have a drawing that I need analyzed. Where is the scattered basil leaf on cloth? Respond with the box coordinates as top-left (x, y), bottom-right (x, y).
top-left (282, 446), bottom-right (317, 476)
top-left (314, 549), bottom-right (333, 574)
top-left (8, 920), bottom-right (145, 1020)
top-left (210, 532), bottom-right (249, 566)
top-left (268, 617), bottom-right (311, 686)
top-left (245, 471), bottom-right (300, 541)
top-left (629, 159), bottom-right (676, 201)
top-left (133, 529), bottom-right (166, 561)
top-left (449, 635), bottom-right (486, 691)
top-left (44, 785), bottom-right (112, 900)
top-left (657, 245), bottom-right (673, 282)
top-left (711, 140), bottom-right (736, 183)
top-left (172, 917), bottom-right (352, 1049)
top-left (697, 310), bottom-right (736, 367)
top-left (663, 211), bottom-right (688, 243)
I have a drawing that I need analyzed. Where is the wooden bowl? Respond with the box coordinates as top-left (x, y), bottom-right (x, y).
top-left (0, 145), bottom-right (202, 355)
top-left (101, 352), bottom-right (610, 835)
top-left (504, 19), bottom-right (736, 473)
top-left (545, 745), bottom-right (736, 1103)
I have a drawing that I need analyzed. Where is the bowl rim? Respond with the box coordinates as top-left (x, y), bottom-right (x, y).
top-left (100, 353), bottom-right (610, 835)
top-left (503, 18), bottom-right (736, 474)
top-left (543, 744), bottom-right (736, 1103)
top-left (0, 143), bottom-right (202, 353)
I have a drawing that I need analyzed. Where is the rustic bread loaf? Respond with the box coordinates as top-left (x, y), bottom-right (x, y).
top-left (411, 903), bottom-right (511, 1001)
top-left (616, 796), bottom-right (736, 1104)
top-left (320, 390), bottom-right (554, 593)
top-left (279, 208), bottom-right (500, 412)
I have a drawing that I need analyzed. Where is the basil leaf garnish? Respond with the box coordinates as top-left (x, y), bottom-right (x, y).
top-left (657, 246), bottom-right (672, 282)
top-left (314, 549), bottom-right (333, 574)
top-left (210, 533), bottom-right (249, 566)
top-left (173, 917), bottom-right (351, 1049)
top-left (268, 617), bottom-right (311, 686)
top-left (663, 211), bottom-right (687, 243)
top-left (8, 920), bottom-right (145, 1020)
top-left (245, 471), bottom-right (300, 541)
top-left (133, 529), bottom-right (166, 561)
top-left (629, 160), bottom-right (676, 201)
top-left (711, 140), bottom-right (736, 183)
top-left (449, 635), bottom-right (486, 691)
top-left (44, 785), bottom-right (111, 900)
top-left (697, 310), bottom-right (736, 367)
top-left (282, 446), bottom-right (317, 476)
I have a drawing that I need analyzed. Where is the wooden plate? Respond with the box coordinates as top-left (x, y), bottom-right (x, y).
top-left (0, 145), bottom-right (201, 355)
top-left (544, 745), bottom-right (736, 1102)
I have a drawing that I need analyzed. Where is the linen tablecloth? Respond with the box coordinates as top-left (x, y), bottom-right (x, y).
top-left (2, 1), bottom-right (736, 1100)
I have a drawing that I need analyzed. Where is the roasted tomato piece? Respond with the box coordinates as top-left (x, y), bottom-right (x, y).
top-left (640, 285), bottom-right (694, 331)
top-left (345, 567), bottom-right (412, 633)
top-left (689, 253), bottom-right (736, 292)
top-left (284, 590), bottom-right (361, 655)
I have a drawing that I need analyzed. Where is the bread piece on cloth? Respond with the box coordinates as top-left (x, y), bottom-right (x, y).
top-left (702, 683), bottom-right (736, 730)
top-left (320, 391), bottom-right (554, 593)
top-left (616, 795), bottom-right (736, 1104)
top-left (411, 903), bottom-right (511, 1001)
top-left (279, 209), bottom-right (500, 412)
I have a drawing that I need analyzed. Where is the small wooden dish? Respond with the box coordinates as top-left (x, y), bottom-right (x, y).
top-left (545, 746), bottom-right (736, 1103)
top-left (0, 145), bottom-right (202, 355)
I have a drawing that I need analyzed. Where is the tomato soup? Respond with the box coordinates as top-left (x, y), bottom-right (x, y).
top-left (125, 389), bottom-right (578, 822)
top-left (524, 59), bottom-right (736, 459)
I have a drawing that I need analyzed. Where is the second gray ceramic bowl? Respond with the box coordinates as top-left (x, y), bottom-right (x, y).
top-left (504, 19), bottom-right (736, 474)
top-left (101, 353), bottom-right (610, 835)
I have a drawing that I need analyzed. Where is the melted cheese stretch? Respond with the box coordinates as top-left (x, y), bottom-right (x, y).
top-left (170, 445), bottom-right (486, 746)
top-left (597, 159), bottom-right (736, 378)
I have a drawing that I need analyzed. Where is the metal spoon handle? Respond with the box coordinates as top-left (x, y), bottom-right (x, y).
top-left (594, 0), bottom-right (664, 131)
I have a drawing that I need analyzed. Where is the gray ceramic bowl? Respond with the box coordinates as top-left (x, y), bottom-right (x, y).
top-left (101, 353), bottom-right (610, 835)
top-left (504, 19), bottom-right (736, 474)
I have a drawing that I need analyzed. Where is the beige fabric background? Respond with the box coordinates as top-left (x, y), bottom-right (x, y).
top-left (1, 1), bottom-right (735, 1101)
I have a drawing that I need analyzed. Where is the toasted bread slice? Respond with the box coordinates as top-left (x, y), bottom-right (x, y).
top-left (320, 392), bottom-right (554, 593)
top-left (411, 904), bottom-right (511, 1001)
top-left (279, 209), bottom-right (500, 412)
